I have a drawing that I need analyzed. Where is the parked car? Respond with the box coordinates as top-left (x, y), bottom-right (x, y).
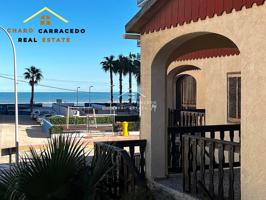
top-left (31, 110), bottom-right (40, 119)
top-left (35, 110), bottom-right (53, 122)
top-left (37, 114), bottom-right (53, 124)
top-left (32, 110), bottom-right (53, 120)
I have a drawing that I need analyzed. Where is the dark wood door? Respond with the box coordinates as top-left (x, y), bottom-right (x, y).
top-left (176, 75), bottom-right (197, 110)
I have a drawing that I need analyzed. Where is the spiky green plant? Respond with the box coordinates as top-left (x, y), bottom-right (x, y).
top-left (0, 135), bottom-right (112, 200)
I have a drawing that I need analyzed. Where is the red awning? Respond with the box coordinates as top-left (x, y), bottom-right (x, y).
top-left (126, 0), bottom-right (265, 34)
top-left (176, 48), bottom-right (240, 62)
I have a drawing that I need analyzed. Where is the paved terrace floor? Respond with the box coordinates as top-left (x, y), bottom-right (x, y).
top-left (0, 115), bottom-right (139, 163)
top-left (156, 168), bottom-right (240, 200)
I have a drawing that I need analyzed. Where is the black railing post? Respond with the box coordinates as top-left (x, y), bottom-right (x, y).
top-left (168, 124), bottom-right (241, 174)
top-left (94, 140), bottom-right (147, 198)
top-left (182, 135), bottom-right (240, 199)
top-left (168, 109), bottom-right (206, 127)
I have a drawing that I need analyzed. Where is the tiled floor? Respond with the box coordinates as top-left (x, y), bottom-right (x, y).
top-left (156, 168), bottom-right (240, 200)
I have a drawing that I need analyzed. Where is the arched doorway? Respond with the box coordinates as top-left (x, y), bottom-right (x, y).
top-left (176, 75), bottom-right (197, 110)
top-left (142, 31), bottom-right (240, 178)
top-left (167, 64), bottom-right (201, 110)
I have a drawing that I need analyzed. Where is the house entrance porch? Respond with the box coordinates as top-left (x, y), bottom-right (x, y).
top-left (139, 30), bottom-right (242, 199)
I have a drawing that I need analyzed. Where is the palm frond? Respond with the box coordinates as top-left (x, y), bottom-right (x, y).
top-left (100, 56), bottom-right (116, 73)
top-left (0, 135), bottom-right (92, 200)
top-left (24, 66), bottom-right (43, 85)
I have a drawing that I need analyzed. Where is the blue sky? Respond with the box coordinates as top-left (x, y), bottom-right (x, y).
top-left (0, 0), bottom-right (139, 92)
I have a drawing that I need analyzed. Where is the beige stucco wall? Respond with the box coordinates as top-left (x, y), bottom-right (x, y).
top-left (167, 57), bottom-right (241, 125)
top-left (139, 4), bottom-right (266, 199)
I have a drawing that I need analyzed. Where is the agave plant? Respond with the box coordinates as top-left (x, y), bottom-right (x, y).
top-left (0, 135), bottom-right (112, 200)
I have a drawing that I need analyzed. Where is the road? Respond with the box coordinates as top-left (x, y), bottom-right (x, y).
top-left (0, 115), bottom-right (140, 164)
top-left (0, 115), bottom-right (48, 163)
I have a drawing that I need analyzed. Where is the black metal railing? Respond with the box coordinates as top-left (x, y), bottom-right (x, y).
top-left (168, 109), bottom-right (206, 127)
top-left (182, 135), bottom-right (240, 200)
top-left (168, 124), bottom-right (240, 173)
top-left (94, 140), bottom-right (147, 199)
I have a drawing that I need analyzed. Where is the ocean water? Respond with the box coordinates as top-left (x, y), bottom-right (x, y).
top-left (0, 92), bottom-right (137, 104)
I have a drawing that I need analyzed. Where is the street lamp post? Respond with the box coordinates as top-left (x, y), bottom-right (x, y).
top-left (0, 26), bottom-right (19, 163)
top-left (89, 86), bottom-right (94, 107)
top-left (76, 87), bottom-right (80, 106)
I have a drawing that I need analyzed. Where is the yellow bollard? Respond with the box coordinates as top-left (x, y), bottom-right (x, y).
top-left (122, 121), bottom-right (129, 137)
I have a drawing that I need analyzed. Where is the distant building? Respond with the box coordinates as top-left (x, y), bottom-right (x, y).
top-left (0, 104), bottom-right (42, 115)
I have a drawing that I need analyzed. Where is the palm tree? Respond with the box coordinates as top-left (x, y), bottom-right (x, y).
top-left (114, 55), bottom-right (128, 104)
top-left (24, 66), bottom-right (43, 113)
top-left (101, 56), bottom-right (116, 104)
top-left (0, 135), bottom-right (112, 200)
top-left (133, 54), bottom-right (141, 85)
top-left (133, 55), bottom-right (141, 104)
top-left (128, 53), bottom-right (140, 104)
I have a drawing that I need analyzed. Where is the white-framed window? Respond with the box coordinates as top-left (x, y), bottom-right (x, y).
top-left (227, 73), bottom-right (241, 123)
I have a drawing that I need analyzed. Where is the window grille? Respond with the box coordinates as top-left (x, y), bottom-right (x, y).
top-left (227, 73), bottom-right (241, 123)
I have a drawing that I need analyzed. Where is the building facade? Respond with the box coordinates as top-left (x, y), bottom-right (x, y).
top-left (126, 0), bottom-right (266, 199)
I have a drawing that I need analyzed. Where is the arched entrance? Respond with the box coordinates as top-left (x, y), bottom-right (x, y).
top-left (176, 75), bottom-right (197, 110)
top-left (141, 31), bottom-right (240, 178)
top-left (167, 64), bottom-right (201, 110)
top-left (167, 65), bottom-right (206, 127)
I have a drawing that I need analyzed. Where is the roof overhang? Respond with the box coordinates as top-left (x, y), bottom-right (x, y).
top-left (126, 0), bottom-right (266, 34)
top-left (123, 33), bottom-right (140, 40)
top-left (125, 0), bottom-right (165, 34)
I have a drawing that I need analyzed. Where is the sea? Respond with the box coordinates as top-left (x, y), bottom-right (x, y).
top-left (0, 92), bottom-right (137, 105)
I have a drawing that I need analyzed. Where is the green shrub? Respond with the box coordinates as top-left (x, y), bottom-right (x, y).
top-left (128, 122), bottom-right (140, 131)
top-left (49, 126), bottom-right (64, 134)
top-left (68, 117), bottom-right (87, 125)
top-left (115, 115), bottom-right (139, 122)
top-left (96, 117), bottom-right (114, 124)
top-left (48, 116), bottom-right (114, 125)
top-left (49, 116), bottom-right (66, 125)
